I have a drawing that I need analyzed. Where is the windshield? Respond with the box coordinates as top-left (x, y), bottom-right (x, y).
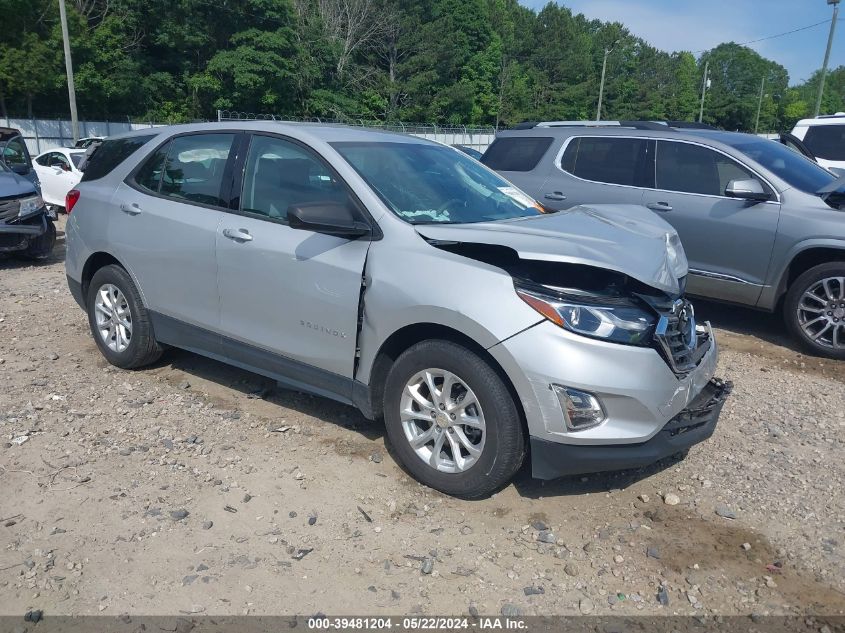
top-left (331, 141), bottom-right (543, 224)
top-left (727, 138), bottom-right (835, 194)
top-left (70, 154), bottom-right (83, 168)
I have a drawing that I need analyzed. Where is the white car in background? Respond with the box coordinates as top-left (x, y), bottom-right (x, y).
top-left (791, 114), bottom-right (845, 173)
top-left (33, 147), bottom-right (85, 210)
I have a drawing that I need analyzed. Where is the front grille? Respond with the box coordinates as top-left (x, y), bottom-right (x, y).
top-left (653, 298), bottom-right (711, 376)
top-left (0, 198), bottom-right (18, 222)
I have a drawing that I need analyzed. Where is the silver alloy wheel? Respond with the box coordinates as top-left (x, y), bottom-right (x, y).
top-left (94, 283), bottom-right (132, 353)
top-left (797, 276), bottom-right (845, 350)
top-left (399, 368), bottom-right (486, 474)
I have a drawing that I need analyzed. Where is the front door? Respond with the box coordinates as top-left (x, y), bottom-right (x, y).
top-left (642, 140), bottom-right (781, 305)
top-left (215, 134), bottom-right (371, 397)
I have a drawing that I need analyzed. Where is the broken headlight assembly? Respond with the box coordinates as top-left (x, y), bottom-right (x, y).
top-left (515, 281), bottom-right (656, 345)
top-left (18, 195), bottom-right (45, 219)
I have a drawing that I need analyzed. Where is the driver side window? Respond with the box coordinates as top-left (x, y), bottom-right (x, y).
top-left (240, 135), bottom-right (348, 222)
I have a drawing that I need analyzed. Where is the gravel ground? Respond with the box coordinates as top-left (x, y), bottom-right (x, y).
top-left (1, 219), bottom-right (844, 618)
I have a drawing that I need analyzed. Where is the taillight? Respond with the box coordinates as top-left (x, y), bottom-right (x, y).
top-left (65, 189), bottom-right (80, 214)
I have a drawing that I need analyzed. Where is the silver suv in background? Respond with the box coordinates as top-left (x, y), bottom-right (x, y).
top-left (65, 122), bottom-right (729, 498)
top-left (483, 122), bottom-right (845, 359)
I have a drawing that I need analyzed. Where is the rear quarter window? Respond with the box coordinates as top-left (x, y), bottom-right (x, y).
top-left (803, 125), bottom-right (845, 161)
top-left (80, 135), bottom-right (156, 182)
top-left (481, 136), bottom-right (553, 171)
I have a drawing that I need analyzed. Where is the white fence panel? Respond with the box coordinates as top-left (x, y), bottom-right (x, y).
top-left (1, 117), bottom-right (165, 155)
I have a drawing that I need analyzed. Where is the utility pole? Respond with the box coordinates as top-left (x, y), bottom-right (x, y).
top-left (755, 77), bottom-right (765, 134)
top-left (815, 0), bottom-right (841, 117)
top-left (698, 60), bottom-right (710, 123)
top-left (596, 43), bottom-right (616, 121)
top-left (58, 0), bottom-right (79, 143)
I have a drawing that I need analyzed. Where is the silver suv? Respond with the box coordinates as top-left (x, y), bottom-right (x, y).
top-left (483, 122), bottom-right (845, 359)
top-left (64, 122), bottom-right (729, 498)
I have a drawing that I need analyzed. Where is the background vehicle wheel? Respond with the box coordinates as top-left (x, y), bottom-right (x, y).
top-left (21, 221), bottom-right (56, 260)
top-left (784, 262), bottom-right (845, 360)
top-left (86, 264), bottom-right (163, 369)
top-left (383, 340), bottom-right (525, 499)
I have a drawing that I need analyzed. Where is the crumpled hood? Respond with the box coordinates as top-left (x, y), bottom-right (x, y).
top-left (417, 204), bottom-right (689, 295)
top-left (0, 169), bottom-right (39, 199)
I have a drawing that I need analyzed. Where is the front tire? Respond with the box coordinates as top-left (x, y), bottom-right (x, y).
top-left (784, 262), bottom-right (845, 360)
top-left (86, 265), bottom-right (163, 369)
top-left (383, 340), bottom-right (525, 499)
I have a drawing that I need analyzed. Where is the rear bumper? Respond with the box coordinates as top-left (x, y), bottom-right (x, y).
top-left (530, 378), bottom-right (732, 479)
top-left (67, 275), bottom-right (85, 309)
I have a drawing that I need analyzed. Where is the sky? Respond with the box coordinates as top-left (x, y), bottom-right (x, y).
top-left (519, 0), bottom-right (844, 85)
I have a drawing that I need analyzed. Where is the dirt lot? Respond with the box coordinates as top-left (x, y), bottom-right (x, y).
top-left (1, 219), bottom-right (844, 618)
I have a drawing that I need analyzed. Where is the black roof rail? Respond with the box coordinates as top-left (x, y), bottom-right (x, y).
top-left (511, 121), bottom-right (538, 130)
top-left (617, 121), bottom-right (670, 131)
top-left (665, 120), bottom-right (717, 130)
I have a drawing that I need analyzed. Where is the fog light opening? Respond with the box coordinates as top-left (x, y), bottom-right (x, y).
top-left (552, 385), bottom-right (606, 431)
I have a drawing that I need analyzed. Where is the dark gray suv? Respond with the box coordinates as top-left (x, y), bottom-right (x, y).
top-left (483, 122), bottom-right (845, 359)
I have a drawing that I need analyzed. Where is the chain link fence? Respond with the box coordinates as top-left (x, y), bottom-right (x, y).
top-left (217, 111), bottom-right (496, 153)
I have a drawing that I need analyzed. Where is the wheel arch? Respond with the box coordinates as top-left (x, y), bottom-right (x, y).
top-left (80, 252), bottom-right (148, 307)
top-left (363, 323), bottom-right (528, 435)
top-left (770, 244), bottom-right (845, 308)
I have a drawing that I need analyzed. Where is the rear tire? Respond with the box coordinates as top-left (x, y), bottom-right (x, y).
top-left (86, 264), bottom-right (163, 369)
top-left (783, 262), bottom-right (845, 360)
top-left (383, 340), bottom-right (525, 499)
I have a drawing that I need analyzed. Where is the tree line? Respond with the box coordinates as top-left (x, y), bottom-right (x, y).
top-left (0, 0), bottom-right (842, 131)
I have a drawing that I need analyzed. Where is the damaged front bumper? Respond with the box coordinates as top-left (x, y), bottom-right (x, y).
top-left (530, 378), bottom-right (732, 479)
top-left (0, 212), bottom-right (51, 253)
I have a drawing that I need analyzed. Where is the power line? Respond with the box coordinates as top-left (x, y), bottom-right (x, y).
top-left (693, 19), bottom-right (833, 54)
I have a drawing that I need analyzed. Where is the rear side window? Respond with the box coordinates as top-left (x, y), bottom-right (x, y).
top-left (656, 141), bottom-right (755, 196)
top-left (159, 134), bottom-right (235, 206)
top-left (134, 145), bottom-right (169, 193)
top-left (803, 125), bottom-right (845, 161)
top-left (481, 136), bottom-right (553, 171)
top-left (81, 135), bottom-right (155, 182)
top-left (562, 137), bottom-right (652, 187)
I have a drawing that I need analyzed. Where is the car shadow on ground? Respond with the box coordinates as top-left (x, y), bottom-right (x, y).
top-left (157, 347), bottom-right (385, 442)
top-left (509, 451), bottom-right (686, 500)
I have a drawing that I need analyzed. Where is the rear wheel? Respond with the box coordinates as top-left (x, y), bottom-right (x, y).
top-left (784, 262), bottom-right (845, 360)
top-left (86, 264), bottom-right (163, 369)
top-left (383, 340), bottom-right (525, 498)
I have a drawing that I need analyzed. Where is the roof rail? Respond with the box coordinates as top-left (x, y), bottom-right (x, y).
top-left (817, 112), bottom-right (845, 119)
top-left (665, 120), bottom-right (717, 130)
top-left (508, 120), bottom-right (717, 132)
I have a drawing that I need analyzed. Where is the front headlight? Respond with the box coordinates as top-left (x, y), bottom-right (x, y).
top-left (515, 283), bottom-right (656, 345)
top-left (18, 195), bottom-right (45, 218)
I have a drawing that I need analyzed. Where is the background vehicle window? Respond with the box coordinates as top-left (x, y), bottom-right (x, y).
top-left (3, 137), bottom-right (29, 169)
top-left (803, 125), bottom-right (845, 161)
top-left (564, 137), bottom-right (652, 187)
top-left (49, 153), bottom-right (71, 170)
top-left (241, 135), bottom-right (348, 221)
top-left (656, 141), bottom-right (755, 196)
top-left (160, 134), bottom-right (234, 206)
top-left (81, 135), bottom-right (155, 182)
top-left (36, 153), bottom-right (51, 167)
top-left (135, 144), bottom-right (170, 193)
top-left (70, 154), bottom-right (83, 169)
top-left (481, 137), bottom-right (553, 171)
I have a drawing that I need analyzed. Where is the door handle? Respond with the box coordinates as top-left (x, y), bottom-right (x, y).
top-left (543, 191), bottom-right (567, 201)
top-left (646, 202), bottom-right (673, 212)
top-left (222, 227), bottom-right (253, 242)
top-left (120, 202), bottom-right (142, 215)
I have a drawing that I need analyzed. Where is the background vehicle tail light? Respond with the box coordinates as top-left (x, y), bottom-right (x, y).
top-left (65, 189), bottom-right (80, 214)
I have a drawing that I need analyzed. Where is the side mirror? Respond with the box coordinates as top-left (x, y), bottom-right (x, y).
top-left (288, 201), bottom-right (371, 238)
top-left (10, 164), bottom-right (31, 176)
top-left (725, 178), bottom-right (772, 202)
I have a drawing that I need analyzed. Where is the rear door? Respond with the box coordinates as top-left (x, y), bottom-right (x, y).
top-left (642, 140), bottom-right (780, 305)
top-left (215, 133), bottom-right (371, 394)
top-left (109, 132), bottom-right (237, 332)
top-left (542, 136), bottom-right (651, 210)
